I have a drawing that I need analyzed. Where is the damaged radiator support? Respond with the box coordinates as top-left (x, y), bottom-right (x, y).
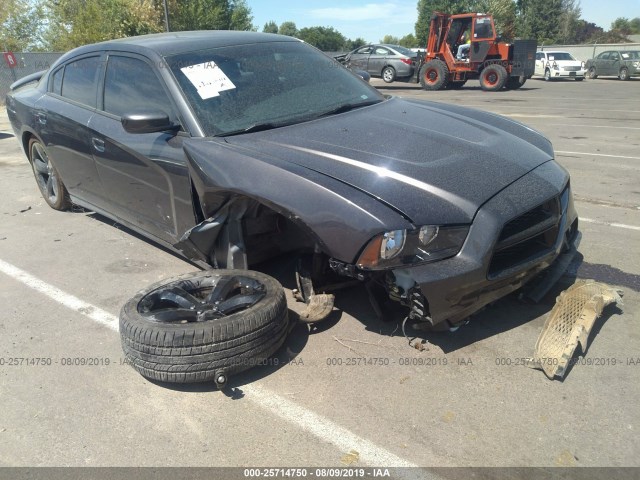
top-left (527, 280), bottom-right (623, 379)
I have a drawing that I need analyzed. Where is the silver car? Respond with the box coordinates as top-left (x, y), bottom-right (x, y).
top-left (346, 44), bottom-right (416, 83)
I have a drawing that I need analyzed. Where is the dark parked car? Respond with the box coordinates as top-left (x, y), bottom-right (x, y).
top-left (7, 31), bottom-right (579, 333)
top-left (343, 44), bottom-right (417, 83)
top-left (586, 50), bottom-right (640, 80)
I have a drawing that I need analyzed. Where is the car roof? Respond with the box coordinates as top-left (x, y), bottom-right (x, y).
top-left (60, 31), bottom-right (300, 59)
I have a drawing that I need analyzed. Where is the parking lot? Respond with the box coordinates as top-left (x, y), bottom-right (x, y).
top-left (1, 76), bottom-right (639, 474)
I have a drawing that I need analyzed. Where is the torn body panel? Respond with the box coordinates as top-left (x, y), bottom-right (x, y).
top-left (173, 138), bottom-right (412, 267)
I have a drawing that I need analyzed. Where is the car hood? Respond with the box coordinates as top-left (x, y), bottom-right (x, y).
top-left (212, 97), bottom-right (555, 225)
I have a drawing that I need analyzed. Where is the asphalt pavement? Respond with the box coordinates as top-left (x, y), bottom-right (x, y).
top-left (0, 75), bottom-right (639, 475)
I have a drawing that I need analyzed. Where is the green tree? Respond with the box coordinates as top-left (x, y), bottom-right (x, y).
top-left (415, 0), bottom-right (470, 46)
top-left (516, 0), bottom-right (563, 43)
top-left (230, 0), bottom-right (254, 30)
top-left (556, 0), bottom-right (581, 43)
top-left (610, 17), bottom-right (640, 36)
top-left (297, 26), bottom-right (346, 51)
top-left (263, 20), bottom-right (278, 33)
top-left (380, 34), bottom-right (400, 44)
top-left (0, 0), bottom-right (47, 50)
top-left (399, 33), bottom-right (418, 47)
top-left (47, 0), bottom-right (163, 50)
top-left (470, 0), bottom-right (517, 40)
top-left (344, 37), bottom-right (367, 50)
top-left (168, 0), bottom-right (231, 32)
top-left (278, 21), bottom-right (298, 37)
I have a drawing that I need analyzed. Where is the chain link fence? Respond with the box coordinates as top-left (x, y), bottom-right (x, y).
top-left (1, 52), bottom-right (63, 105)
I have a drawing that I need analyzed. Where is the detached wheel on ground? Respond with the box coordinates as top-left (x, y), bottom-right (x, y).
top-left (419, 60), bottom-right (449, 90)
top-left (119, 269), bottom-right (289, 387)
top-left (28, 138), bottom-right (71, 211)
top-left (479, 64), bottom-right (507, 91)
top-left (382, 66), bottom-right (396, 83)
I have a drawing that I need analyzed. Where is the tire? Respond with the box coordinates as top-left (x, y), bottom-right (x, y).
top-left (119, 269), bottom-right (290, 385)
top-left (619, 68), bottom-right (629, 81)
top-left (575, 77), bottom-right (584, 81)
top-left (505, 76), bottom-right (526, 90)
top-left (479, 64), bottom-right (508, 91)
top-left (544, 68), bottom-right (552, 81)
top-left (382, 66), bottom-right (396, 83)
top-left (28, 138), bottom-right (71, 211)
top-left (588, 67), bottom-right (597, 79)
top-left (419, 60), bottom-right (449, 90)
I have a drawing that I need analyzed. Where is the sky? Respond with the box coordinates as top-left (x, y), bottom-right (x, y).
top-left (249, 0), bottom-right (640, 43)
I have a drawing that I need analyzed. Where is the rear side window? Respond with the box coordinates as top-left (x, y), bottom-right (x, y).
top-left (60, 56), bottom-right (101, 108)
top-left (50, 68), bottom-right (63, 95)
top-left (103, 55), bottom-right (175, 120)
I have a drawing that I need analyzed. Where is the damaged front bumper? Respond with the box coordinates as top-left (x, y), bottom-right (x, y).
top-left (382, 162), bottom-right (580, 328)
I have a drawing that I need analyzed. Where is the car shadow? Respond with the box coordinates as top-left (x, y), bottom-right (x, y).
top-left (0, 133), bottom-right (14, 140)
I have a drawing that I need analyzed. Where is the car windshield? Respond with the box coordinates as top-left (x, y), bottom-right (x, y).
top-left (166, 41), bottom-right (384, 136)
top-left (548, 52), bottom-right (576, 61)
top-left (621, 51), bottom-right (640, 59)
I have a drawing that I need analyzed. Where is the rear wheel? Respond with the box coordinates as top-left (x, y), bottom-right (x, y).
top-left (28, 138), bottom-right (71, 211)
top-left (382, 66), bottom-right (396, 83)
top-left (505, 76), bottom-right (526, 90)
top-left (619, 68), bottom-right (629, 81)
top-left (588, 67), bottom-right (597, 79)
top-left (479, 64), bottom-right (507, 91)
top-left (419, 60), bottom-right (449, 90)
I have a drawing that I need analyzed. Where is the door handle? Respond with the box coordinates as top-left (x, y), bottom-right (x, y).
top-left (91, 137), bottom-right (105, 153)
top-left (35, 112), bottom-right (47, 125)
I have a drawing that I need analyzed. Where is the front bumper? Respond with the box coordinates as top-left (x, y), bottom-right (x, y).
top-left (551, 68), bottom-right (586, 78)
top-left (391, 161), bottom-right (579, 327)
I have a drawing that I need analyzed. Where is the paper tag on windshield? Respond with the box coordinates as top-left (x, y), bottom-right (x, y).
top-left (181, 61), bottom-right (236, 100)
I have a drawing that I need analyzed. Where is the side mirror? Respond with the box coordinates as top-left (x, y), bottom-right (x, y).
top-left (354, 70), bottom-right (371, 83)
top-left (121, 110), bottom-right (179, 134)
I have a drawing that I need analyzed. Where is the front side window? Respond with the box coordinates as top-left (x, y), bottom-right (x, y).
top-left (610, 52), bottom-right (620, 61)
top-left (103, 55), bottom-right (175, 121)
top-left (167, 41), bottom-right (384, 137)
top-left (60, 56), bottom-right (101, 108)
top-left (50, 67), bottom-right (63, 95)
top-left (597, 52), bottom-right (610, 60)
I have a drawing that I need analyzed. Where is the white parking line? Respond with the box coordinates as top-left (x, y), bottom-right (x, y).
top-left (581, 218), bottom-right (640, 232)
top-left (0, 258), bottom-right (421, 471)
top-left (556, 151), bottom-right (640, 160)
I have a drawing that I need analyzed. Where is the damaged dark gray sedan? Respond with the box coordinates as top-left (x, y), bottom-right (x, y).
top-left (7, 31), bottom-right (579, 332)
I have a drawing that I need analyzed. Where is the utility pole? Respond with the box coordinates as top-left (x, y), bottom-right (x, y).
top-left (163, 0), bottom-right (170, 32)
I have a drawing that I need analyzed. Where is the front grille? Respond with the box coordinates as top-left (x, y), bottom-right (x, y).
top-left (488, 194), bottom-right (562, 277)
top-left (563, 66), bottom-right (581, 71)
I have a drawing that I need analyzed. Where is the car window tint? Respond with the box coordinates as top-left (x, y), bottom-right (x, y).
top-left (356, 47), bottom-right (372, 55)
top-left (103, 55), bottom-right (175, 119)
top-left (473, 18), bottom-right (493, 39)
top-left (60, 56), bottom-right (100, 107)
top-left (597, 52), bottom-right (609, 60)
top-left (610, 52), bottom-right (619, 61)
top-left (535, 52), bottom-right (543, 60)
top-left (51, 67), bottom-right (63, 95)
top-left (374, 47), bottom-right (389, 55)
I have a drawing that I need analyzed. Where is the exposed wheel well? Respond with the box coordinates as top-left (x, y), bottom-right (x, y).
top-left (22, 131), bottom-right (35, 160)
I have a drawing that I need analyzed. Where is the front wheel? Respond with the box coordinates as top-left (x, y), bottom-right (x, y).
top-left (479, 64), bottom-right (508, 91)
top-left (119, 270), bottom-right (290, 385)
top-left (419, 60), bottom-right (449, 90)
top-left (28, 138), bottom-right (71, 211)
top-left (619, 68), bottom-right (629, 81)
top-left (588, 67), bottom-right (597, 79)
top-left (382, 66), bottom-right (396, 83)
top-left (544, 69), bottom-right (552, 81)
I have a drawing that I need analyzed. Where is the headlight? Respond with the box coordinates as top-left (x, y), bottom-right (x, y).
top-left (357, 225), bottom-right (469, 270)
